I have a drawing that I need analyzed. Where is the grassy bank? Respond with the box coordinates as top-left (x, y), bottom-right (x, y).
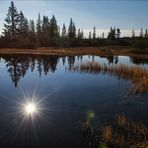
top-left (0, 46), bottom-right (148, 58)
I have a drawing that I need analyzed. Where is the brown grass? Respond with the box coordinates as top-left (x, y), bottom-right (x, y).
top-left (69, 61), bottom-right (148, 95)
top-left (102, 126), bottom-right (113, 144)
top-left (100, 115), bottom-right (148, 148)
top-left (1, 47), bottom-right (148, 58)
top-left (82, 114), bottom-right (148, 147)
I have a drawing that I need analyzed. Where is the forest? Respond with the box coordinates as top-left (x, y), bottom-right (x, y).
top-left (0, 1), bottom-right (148, 49)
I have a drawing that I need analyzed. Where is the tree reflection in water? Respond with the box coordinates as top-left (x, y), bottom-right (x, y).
top-left (2, 54), bottom-right (148, 88)
top-left (3, 55), bottom-right (60, 87)
top-left (2, 55), bottom-right (85, 87)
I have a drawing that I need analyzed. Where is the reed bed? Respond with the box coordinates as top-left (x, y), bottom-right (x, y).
top-left (69, 61), bottom-right (148, 95)
top-left (100, 114), bottom-right (148, 148)
top-left (82, 114), bottom-right (148, 148)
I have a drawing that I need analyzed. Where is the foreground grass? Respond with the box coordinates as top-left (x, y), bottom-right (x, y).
top-left (82, 114), bottom-right (148, 148)
top-left (69, 61), bottom-right (148, 95)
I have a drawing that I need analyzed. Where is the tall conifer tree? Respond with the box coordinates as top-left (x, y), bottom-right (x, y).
top-left (3, 1), bottom-right (20, 39)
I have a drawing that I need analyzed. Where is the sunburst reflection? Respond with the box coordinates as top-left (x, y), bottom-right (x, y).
top-left (25, 103), bottom-right (36, 114)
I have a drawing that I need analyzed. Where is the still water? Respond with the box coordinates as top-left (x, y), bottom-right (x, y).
top-left (0, 54), bottom-right (148, 148)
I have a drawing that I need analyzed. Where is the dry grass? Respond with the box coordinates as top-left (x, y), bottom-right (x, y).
top-left (113, 115), bottom-right (148, 148)
top-left (102, 126), bottom-right (113, 144)
top-left (100, 115), bottom-right (148, 148)
top-left (117, 113), bottom-right (128, 127)
top-left (69, 61), bottom-right (148, 95)
top-left (1, 47), bottom-right (148, 58)
top-left (82, 114), bottom-right (148, 148)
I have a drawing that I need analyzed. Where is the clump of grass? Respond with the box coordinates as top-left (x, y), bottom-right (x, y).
top-left (102, 126), bottom-right (113, 144)
top-left (82, 114), bottom-right (148, 148)
top-left (101, 114), bottom-right (148, 148)
top-left (117, 113), bottom-right (128, 127)
top-left (69, 61), bottom-right (148, 95)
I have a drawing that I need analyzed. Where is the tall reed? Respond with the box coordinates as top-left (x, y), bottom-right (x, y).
top-left (68, 61), bottom-right (148, 95)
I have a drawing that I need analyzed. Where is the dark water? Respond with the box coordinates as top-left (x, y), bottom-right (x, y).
top-left (0, 54), bottom-right (148, 148)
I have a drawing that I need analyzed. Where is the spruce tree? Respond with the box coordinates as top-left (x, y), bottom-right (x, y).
top-left (139, 28), bottom-right (143, 37)
top-left (145, 29), bottom-right (148, 37)
top-left (132, 29), bottom-right (135, 38)
top-left (108, 27), bottom-right (116, 39)
top-left (3, 1), bottom-right (20, 39)
top-left (116, 28), bottom-right (121, 38)
top-left (18, 11), bottom-right (29, 37)
top-left (41, 16), bottom-right (50, 46)
top-left (89, 31), bottom-right (92, 39)
top-left (102, 32), bottom-right (104, 39)
top-left (68, 18), bottom-right (76, 39)
top-left (81, 29), bottom-right (84, 39)
top-left (29, 19), bottom-right (36, 42)
top-left (61, 23), bottom-right (67, 39)
top-left (36, 13), bottom-right (42, 44)
top-left (77, 29), bottom-right (81, 39)
top-left (93, 26), bottom-right (96, 40)
top-left (49, 15), bottom-right (59, 42)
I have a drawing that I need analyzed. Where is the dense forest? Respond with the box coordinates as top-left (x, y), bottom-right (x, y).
top-left (0, 1), bottom-right (148, 49)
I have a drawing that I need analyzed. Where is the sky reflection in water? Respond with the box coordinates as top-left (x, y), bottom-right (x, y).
top-left (0, 55), bottom-right (148, 148)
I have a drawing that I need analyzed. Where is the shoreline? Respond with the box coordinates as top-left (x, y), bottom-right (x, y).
top-left (0, 47), bottom-right (148, 58)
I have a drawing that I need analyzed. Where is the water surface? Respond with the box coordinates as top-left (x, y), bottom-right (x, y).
top-left (0, 54), bottom-right (148, 148)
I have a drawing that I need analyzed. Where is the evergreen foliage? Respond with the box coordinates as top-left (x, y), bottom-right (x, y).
top-left (1, 1), bottom-right (148, 49)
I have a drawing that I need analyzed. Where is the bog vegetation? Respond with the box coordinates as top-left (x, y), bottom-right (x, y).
top-left (69, 61), bottom-right (148, 95)
top-left (82, 113), bottom-right (148, 148)
top-left (0, 1), bottom-right (148, 49)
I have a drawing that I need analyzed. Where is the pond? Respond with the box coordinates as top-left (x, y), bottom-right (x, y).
top-left (0, 54), bottom-right (148, 148)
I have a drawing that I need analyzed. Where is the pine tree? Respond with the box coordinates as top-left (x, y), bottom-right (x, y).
top-left (132, 29), bottom-right (135, 38)
top-left (108, 27), bottom-right (116, 39)
top-left (139, 28), bottom-right (143, 37)
top-left (93, 26), bottom-right (96, 40)
top-left (145, 29), bottom-right (148, 37)
top-left (49, 15), bottom-right (59, 41)
top-left (61, 23), bottom-right (67, 39)
top-left (77, 29), bottom-right (81, 39)
top-left (3, 1), bottom-right (20, 39)
top-left (18, 11), bottom-right (29, 37)
top-left (36, 13), bottom-right (42, 44)
top-left (77, 29), bottom-right (83, 39)
top-left (41, 16), bottom-right (50, 46)
top-left (29, 19), bottom-right (36, 42)
top-left (68, 18), bottom-right (76, 39)
top-left (102, 32), bottom-right (104, 39)
top-left (89, 31), bottom-right (92, 39)
top-left (81, 29), bottom-right (84, 39)
top-left (36, 13), bottom-right (42, 34)
top-left (116, 28), bottom-right (121, 38)
top-left (42, 16), bottom-right (49, 33)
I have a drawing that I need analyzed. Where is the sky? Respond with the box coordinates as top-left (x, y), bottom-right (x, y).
top-left (0, 0), bottom-right (148, 37)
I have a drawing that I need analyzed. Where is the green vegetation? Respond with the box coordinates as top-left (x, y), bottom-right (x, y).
top-left (0, 1), bottom-right (148, 51)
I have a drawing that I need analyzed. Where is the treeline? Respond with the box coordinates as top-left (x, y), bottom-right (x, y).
top-left (0, 1), bottom-right (148, 49)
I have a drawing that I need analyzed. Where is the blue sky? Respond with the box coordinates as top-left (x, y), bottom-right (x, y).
top-left (0, 0), bottom-right (148, 37)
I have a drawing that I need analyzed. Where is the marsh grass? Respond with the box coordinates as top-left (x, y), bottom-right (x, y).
top-left (69, 61), bottom-right (148, 95)
top-left (82, 114), bottom-right (148, 148)
top-left (101, 114), bottom-right (148, 148)
top-left (102, 126), bottom-right (113, 144)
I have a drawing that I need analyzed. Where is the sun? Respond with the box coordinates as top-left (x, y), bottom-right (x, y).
top-left (25, 103), bottom-right (36, 114)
